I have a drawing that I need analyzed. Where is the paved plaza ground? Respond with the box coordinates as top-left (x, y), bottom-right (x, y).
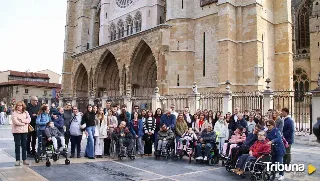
top-left (0, 125), bottom-right (319, 181)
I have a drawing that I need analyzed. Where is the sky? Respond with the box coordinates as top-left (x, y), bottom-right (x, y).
top-left (0, 0), bottom-right (67, 75)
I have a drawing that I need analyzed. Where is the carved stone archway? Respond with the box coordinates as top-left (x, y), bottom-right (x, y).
top-left (74, 63), bottom-right (89, 97)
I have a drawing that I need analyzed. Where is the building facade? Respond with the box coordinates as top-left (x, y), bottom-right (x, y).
top-left (0, 70), bottom-right (61, 104)
top-left (62, 0), bottom-right (293, 99)
top-left (36, 69), bottom-right (61, 84)
top-left (292, 0), bottom-right (320, 93)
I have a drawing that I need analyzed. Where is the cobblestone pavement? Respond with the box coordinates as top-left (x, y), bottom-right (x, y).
top-left (0, 124), bottom-right (319, 181)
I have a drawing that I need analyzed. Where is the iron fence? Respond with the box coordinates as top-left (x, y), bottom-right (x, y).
top-left (232, 91), bottom-right (263, 112)
top-left (273, 90), bottom-right (312, 134)
top-left (131, 95), bottom-right (152, 111)
top-left (199, 92), bottom-right (223, 112)
top-left (160, 94), bottom-right (189, 113)
top-left (77, 97), bottom-right (89, 113)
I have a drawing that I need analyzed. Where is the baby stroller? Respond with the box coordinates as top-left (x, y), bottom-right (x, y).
top-left (175, 139), bottom-right (196, 163)
top-left (34, 132), bottom-right (70, 167)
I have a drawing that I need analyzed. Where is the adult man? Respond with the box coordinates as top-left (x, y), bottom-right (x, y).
top-left (112, 121), bottom-right (134, 156)
top-left (131, 105), bottom-right (142, 119)
top-left (229, 113), bottom-right (248, 133)
top-left (156, 123), bottom-right (174, 155)
top-left (160, 109), bottom-right (176, 131)
top-left (103, 100), bottom-right (112, 115)
top-left (196, 124), bottom-right (216, 161)
top-left (170, 104), bottom-right (178, 119)
top-left (63, 102), bottom-right (72, 146)
top-left (26, 96), bottom-right (40, 156)
top-left (281, 108), bottom-right (294, 165)
top-left (229, 124), bottom-right (262, 166)
top-left (118, 104), bottom-right (131, 126)
top-left (183, 107), bottom-right (193, 128)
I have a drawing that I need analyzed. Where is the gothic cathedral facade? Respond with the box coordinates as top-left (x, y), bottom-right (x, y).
top-left (61, 0), bottom-right (295, 99)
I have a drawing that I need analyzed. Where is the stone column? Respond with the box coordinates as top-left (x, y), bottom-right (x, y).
top-left (223, 80), bottom-right (232, 114)
top-left (59, 97), bottom-right (64, 107)
top-left (262, 78), bottom-right (274, 113)
top-left (311, 73), bottom-right (320, 127)
top-left (101, 91), bottom-right (108, 109)
top-left (123, 88), bottom-right (132, 113)
top-left (188, 82), bottom-right (201, 114)
top-left (48, 98), bottom-right (52, 107)
top-left (72, 93), bottom-right (77, 107)
top-left (152, 87), bottom-right (162, 112)
top-left (89, 5), bottom-right (97, 48)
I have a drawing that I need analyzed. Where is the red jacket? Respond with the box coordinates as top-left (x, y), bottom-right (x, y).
top-left (249, 139), bottom-right (271, 158)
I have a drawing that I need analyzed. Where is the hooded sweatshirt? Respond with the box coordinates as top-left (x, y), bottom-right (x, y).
top-left (69, 113), bottom-right (83, 136)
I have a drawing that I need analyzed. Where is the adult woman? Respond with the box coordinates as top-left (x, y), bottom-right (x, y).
top-left (214, 111), bottom-right (222, 124)
top-left (129, 112), bottom-right (144, 157)
top-left (94, 107), bottom-right (108, 158)
top-left (272, 110), bottom-right (284, 134)
top-left (195, 113), bottom-right (206, 134)
top-left (214, 114), bottom-right (229, 153)
top-left (266, 120), bottom-right (286, 181)
top-left (192, 114), bottom-right (199, 130)
top-left (104, 109), bottom-right (118, 156)
top-left (11, 101), bottom-right (31, 166)
top-left (92, 105), bottom-right (98, 114)
top-left (208, 110), bottom-right (215, 127)
top-left (144, 110), bottom-right (156, 156)
top-left (36, 105), bottom-right (51, 153)
top-left (225, 112), bottom-right (231, 124)
top-left (154, 108), bottom-right (163, 150)
top-left (175, 113), bottom-right (188, 145)
top-left (82, 105), bottom-right (96, 159)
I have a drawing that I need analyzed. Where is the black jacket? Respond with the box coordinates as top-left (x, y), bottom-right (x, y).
top-left (183, 114), bottom-right (193, 128)
top-left (81, 111), bottom-right (96, 127)
top-left (228, 116), bottom-right (248, 132)
top-left (26, 103), bottom-right (40, 128)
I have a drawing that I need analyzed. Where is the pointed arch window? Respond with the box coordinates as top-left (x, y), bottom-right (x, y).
top-left (297, 1), bottom-right (311, 49)
top-left (293, 68), bottom-right (310, 102)
top-left (126, 15), bottom-right (133, 36)
top-left (110, 23), bottom-right (116, 41)
top-left (134, 12), bottom-right (142, 32)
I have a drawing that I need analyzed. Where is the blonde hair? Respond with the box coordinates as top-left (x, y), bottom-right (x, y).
top-left (14, 101), bottom-right (26, 112)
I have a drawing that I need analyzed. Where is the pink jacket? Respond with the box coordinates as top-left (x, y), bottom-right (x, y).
top-left (229, 132), bottom-right (246, 144)
top-left (12, 110), bottom-right (31, 133)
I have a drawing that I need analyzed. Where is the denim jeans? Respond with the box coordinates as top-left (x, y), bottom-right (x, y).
top-left (37, 130), bottom-right (45, 153)
top-left (85, 126), bottom-right (95, 158)
top-left (236, 154), bottom-right (256, 170)
top-left (136, 137), bottom-right (144, 155)
top-left (196, 143), bottom-right (212, 157)
top-left (218, 137), bottom-right (226, 154)
top-left (13, 133), bottom-right (28, 161)
top-left (272, 155), bottom-right (284, 176)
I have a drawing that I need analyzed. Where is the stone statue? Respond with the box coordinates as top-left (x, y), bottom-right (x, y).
top-left (192, 82), bottom-right (198, 94)
top-left (154, 87), bottom-right (159, 94)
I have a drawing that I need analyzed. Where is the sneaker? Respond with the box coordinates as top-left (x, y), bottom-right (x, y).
top-left (196, 156), bottom-right (203, 160)
top-left (203, 156), bottom-right (208, 161)
top-left (15, 161), bottom-right (21, 166)
top-left (22, 160), bottom-right (29, 165)
top-left (278, 176), bottom-right (284, 180)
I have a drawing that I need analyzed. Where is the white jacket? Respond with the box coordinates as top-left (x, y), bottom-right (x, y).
top-left (94, 117), bottom-right (108, 138)
top-left (214, 119), bottom-right (229, 138)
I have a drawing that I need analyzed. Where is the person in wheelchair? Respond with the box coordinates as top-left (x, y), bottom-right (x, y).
top-left (112, 121), bottom-right (134, 157)
top-left (221, 126), bottom-right (246, 158)
top-left (156, 123), bottom-right (174, 156)
top-left (178, 128), bottom-right (197, 152)
top-left (44, 121), bottom-right (67, 153)
top-left (195, 124), bottom-right (216, 161)
top-left (231, 130), bottom-right (271, 175)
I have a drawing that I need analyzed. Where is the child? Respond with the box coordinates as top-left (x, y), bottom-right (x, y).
top-left (178, 128), bottom-right (197, 151)
top-left (221, 126), bottom-right (246, 157)
top-left (45, 121), bottom-right (66, 153)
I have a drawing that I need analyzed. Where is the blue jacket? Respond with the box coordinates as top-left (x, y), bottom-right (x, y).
top-left (243, 133), bottom-right (258, 148)
top-left (53, 113), bottom-right (64, 134)
top-left (160, 114), bottom-right (176, 130)
top-left (36, 113), bottom-right (51, 131)
top-left (283, 117), bottom-right (294, 144)
top-left (267, 127), bottom-right (286, 156)
top-left (199, 129), bottom-right (217, 144)
top-left (129, 119), bottom-right (144, 137)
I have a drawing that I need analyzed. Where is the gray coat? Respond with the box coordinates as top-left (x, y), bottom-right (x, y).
top-left (45, 126), bottom-right (63, 138)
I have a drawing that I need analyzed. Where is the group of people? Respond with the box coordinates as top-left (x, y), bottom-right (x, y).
top-left (0, 101), bottom-right (13, 125)
top-left (10, 97), bottom-right (295, 180)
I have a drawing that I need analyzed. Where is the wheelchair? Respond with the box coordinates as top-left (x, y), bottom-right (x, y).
top-left (175, 140), bottom-right (196, 163)
top-left (155, 139), bottom-right (176, 160)
top-left (110, 138), bottom-right (135, 160)
top-left (221, 142), bottom-right (245, 170)
top-left (193, 142), bottom-right (219, 165)
top-left (34, 134), bottom-right (70, 167)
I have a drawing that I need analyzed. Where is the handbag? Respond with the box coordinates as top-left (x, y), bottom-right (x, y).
top-left (28, 124), bottom-right (34, 132)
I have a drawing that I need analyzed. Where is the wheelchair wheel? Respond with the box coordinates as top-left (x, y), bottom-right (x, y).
top-left (53, 154), bottom-right (59, 162)
top-left (34, 153), bottom-right (40, 163)
top-left (46, 160), bottom-right (51, 167)
top-left (214, 156), bottom-right (219, 164)
top-left (130, 156), bottom-right (135, 160)
top-left (110, 141), bottom-right (117, 159)
top-left (225, 165), bottom-right (231, 172)
top-left (250, 175), bottom-right (257, 181)
top-left (262, 168), bottom-right (275, 181)
top-left (65, 159), bottom-right (70, 165)
top-left (208, 159), bottom-right (214, 166)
